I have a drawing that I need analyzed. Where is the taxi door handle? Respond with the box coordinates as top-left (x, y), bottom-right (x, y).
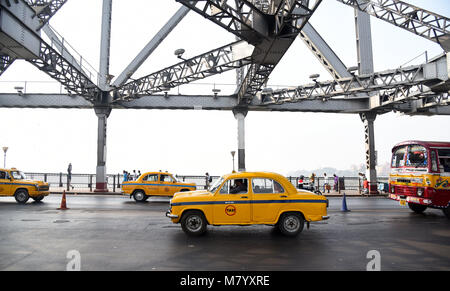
top-left (240, 196), bottom-right (249, 199)
top-left (280, 195), bottom-right (288, 198)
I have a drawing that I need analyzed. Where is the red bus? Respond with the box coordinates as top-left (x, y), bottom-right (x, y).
top-left (389, 141), bottom-right (450, 218)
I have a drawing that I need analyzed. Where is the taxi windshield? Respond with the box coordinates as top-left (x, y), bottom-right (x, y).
top-left (209, 177), bottom-right (224, 193)
top-left (11, 171), bottom-right (26, 180)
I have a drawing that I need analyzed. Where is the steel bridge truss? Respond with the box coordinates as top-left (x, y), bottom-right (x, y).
top-left (257, 54), bottom-right (449, 112)
top-left (0, 0), bottom-right (448, 116)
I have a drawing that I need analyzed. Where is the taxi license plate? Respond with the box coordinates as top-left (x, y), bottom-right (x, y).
top-left (399, 199), bottom-right (407, 206)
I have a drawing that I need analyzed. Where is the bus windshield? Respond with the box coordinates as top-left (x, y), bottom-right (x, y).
top-left (407, 145), bottom-right (428, 168)
top-left (392, 146), bottom-right (407, 168)
top-left (392, 145), bottom-right (428, 168)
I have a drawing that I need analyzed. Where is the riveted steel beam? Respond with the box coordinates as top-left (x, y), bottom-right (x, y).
top-left (114, 40), bottom-right (254, 101)
top-left (336, 0), bottom-right (450, 52)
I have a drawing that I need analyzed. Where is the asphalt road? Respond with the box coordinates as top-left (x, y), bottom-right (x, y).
top-left (0, 194), bottom-right (449, 271)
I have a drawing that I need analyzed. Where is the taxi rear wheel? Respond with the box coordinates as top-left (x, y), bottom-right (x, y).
top-left (278, 212), bottom-right (304, 237)
top-left (181, 210), bottom-right (207, 236)
top-left (133, 190), bottom-right (147, 202)
top-left (14, 189), bottom-right (30, 204)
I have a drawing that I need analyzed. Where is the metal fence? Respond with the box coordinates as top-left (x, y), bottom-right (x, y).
top-left (24, 172), bottom-right (389, 194)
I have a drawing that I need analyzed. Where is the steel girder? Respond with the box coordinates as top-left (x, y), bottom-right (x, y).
top-left (0, 0), bottom-right (68, 76)
top-left (237, 0), bottom-right (322, 104)
top-left (176, 0), bottom-right (270, 45)
top-left (114, 40), bottom-right (254, 101)
top-left (336, 0), bottom-right (450, 52)
top-left (25, 0), bottom-right (68, 29)
top-left (176, 0), bottom-right (322, 105)
top-left (28, 41), bottom-right (100, 101)
top-left (0, 92), bottom-right (371, 113)
top-left (257, 53), bottom-right (449, 111)
top-left (0, 0), bottom-right (100, 100)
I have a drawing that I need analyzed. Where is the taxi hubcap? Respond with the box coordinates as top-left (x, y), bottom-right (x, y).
top-left (17, 192), bottom-right (27, 201)
top-left (135, 192), bottom-right (144, 201)
top-left (284, 216), bottom-right (300, 232)
top-left (186, 215), bottom-right (202, 232)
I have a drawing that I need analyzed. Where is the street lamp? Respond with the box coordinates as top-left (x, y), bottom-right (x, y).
top-left (2, 147), bottom-right (8, 168)
top-left (230, 151), bottom-right (236, 172)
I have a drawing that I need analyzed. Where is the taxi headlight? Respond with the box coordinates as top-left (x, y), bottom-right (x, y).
top-left (417, 188), bottom-right (424, 197)
top-left (391, 186), bottom-right (395, 193)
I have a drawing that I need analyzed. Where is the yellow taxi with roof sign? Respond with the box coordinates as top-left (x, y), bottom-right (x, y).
top-left (122, 171), bottom-right (196, 202)
top-left (166, 171), bottom-right (329, 236)
top-left (0, 168), bottom-right (50, 204)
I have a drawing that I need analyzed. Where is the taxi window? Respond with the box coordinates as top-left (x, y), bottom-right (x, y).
top-left (219, 179), bottom-right (248, 195)
top-left (143, 174), bottom-right (158, 182)
top-left (0, 171), bottom-right (6, 179)
top-left (160, 174), bottom-right (173, 182)
top-left (11, 171), bottom-right (26, 180)
top-left (252, 178), bottom-right (285, 194)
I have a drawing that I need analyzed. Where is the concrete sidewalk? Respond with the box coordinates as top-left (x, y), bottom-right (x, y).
top-left (50, 189), bottom-right (388, 198)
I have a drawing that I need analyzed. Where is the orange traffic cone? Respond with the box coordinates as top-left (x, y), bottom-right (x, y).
top-left (57, 191), bottom-right (69, 210)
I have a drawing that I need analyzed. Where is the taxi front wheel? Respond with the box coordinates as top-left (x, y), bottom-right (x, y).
top-left (181, 210), bottom-right (207, 236)
top-left (14, 189), bottom-right (30, 204)
top-left (278, 212), bottom-right (304, 237)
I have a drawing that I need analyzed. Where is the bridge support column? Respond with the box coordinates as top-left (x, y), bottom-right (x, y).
top-left (94, 106), bottom-right (111, 192)
top-left (233, 107), bottom-right (248, 172)
top-left (360, 112), bottom-right (378, 195)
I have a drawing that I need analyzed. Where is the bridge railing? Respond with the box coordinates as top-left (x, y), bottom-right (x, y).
top-left (24, 172), bottom-right (390, 195)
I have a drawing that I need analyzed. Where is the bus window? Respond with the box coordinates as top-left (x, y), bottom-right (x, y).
top-left (431, 151), bottom-right (438, 172)
top-left (406, 145), bottom-right (427, 168)
top-left (392, 146), bottom-right (407, 168)
top-left (438, 149), bottom-right (450, 173)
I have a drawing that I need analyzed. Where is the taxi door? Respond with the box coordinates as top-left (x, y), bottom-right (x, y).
top-left (159, 174), bottom-right (177, 196)
top-left (0, 171), bottom-right (11, 196)
top-left (251, 178), bottom-right (286, 223)
top-left (142, 174), bottom-right (160, 195)
top-left (213, 178), bottom-right (251, 224)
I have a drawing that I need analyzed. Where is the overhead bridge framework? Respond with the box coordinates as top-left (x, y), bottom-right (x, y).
top-left (0, 0), bottom-right (449, 193)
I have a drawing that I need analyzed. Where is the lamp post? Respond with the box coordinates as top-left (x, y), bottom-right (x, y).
top-left (2, 147), bottom-right (8, 168)
top-left (230, 151), bottom-right (236, 172)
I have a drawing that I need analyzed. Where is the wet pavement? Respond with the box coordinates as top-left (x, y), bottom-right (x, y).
top-left (0, 194), bottom-right (449, 271)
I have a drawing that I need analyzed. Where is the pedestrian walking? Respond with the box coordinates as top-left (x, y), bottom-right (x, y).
top-left (323, 173), bottom-right (330, 194)
top-left (298, 175), bottom-right (304, 189)
top-left (67, 163), bottom-right (73, 191)
top-left (333, 174), bottom-right (339, 192)
top-left (363, 177), bottom-right (369, 195)
top-left (205, 172), bottom-right (212, 190)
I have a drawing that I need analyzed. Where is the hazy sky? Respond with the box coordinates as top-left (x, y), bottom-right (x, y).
top-left (1, 0), bottom-right (449, 176)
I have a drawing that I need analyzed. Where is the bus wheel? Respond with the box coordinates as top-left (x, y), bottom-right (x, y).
top-left (408, 203), bottom-right (427, 214)
top-left (443, 206), bottom-right (450, 219)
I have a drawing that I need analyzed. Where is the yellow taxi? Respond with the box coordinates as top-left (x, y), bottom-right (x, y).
top-left (166, 172), bottom-right (329, 236)
top-left (0, 168), bottom-right (50, 204)
top-left (122, 171), bottom-right (196, 202)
